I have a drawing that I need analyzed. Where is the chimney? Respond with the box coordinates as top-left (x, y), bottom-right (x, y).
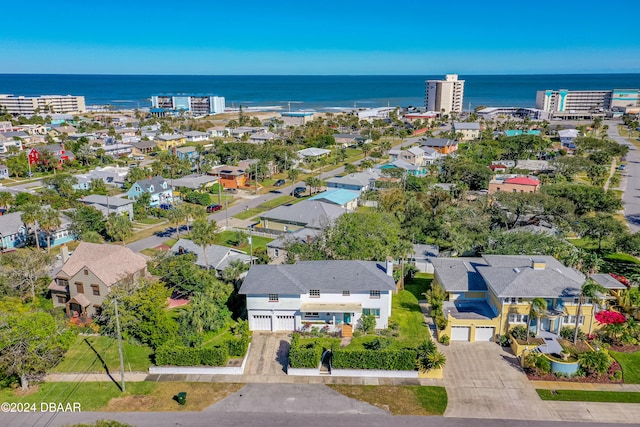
top-left (61, 244), bottom-right (70, 263)
top-left (306, 235), bottom-right (311, 245)
top-left (386, 257), bottom-right (394, 276)
top-left (532, 259), bottom-right (546, 270)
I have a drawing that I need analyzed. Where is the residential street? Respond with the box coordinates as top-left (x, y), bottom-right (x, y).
top-left (608, 123), bottom-right (640, 231)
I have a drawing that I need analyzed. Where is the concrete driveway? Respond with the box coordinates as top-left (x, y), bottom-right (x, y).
top-left (442, 342), bottom-right (556, 420)
top-left (244, 332), bottom-right (290, 376)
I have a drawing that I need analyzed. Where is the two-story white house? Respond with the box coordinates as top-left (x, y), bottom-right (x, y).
top-left (239, 260), bottom-right (396, 336)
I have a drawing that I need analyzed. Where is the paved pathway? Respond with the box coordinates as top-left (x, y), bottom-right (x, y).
top-left (244, 332), bottom-right (290, 376)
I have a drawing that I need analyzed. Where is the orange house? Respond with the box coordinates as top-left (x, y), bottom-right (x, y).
top-left (209, 165), bottom-right (248, 189)
top-left (488, 175), bottom-right (540, 194)
top-left (419, 138), bottom-right (458, 155)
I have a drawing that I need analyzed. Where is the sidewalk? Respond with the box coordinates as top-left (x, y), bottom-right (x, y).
top-left (532, 381), bottom-right (640, 392)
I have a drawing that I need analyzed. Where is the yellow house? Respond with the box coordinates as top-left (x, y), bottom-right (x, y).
top-left (431, 255), bottom-right (600, 345)
top-left (155, 134), bottom-right (186, 151)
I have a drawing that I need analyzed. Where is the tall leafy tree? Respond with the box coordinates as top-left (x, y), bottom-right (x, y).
top-left (20, 203), bottom-right (42, 250)
top-left (37, 208), bottom-right (61, 252)
top-left (573, 279), bottom-right (605, 344)
top-left (106, 214), bottom-right (133, 246)
top-left (190, 219), bottom-right (218, 270)
top-left (0, 251), bottom-right (54, 301)
top-left (579, 214), bottom-right (625, 250)
top-left (0, 308), bottom-right (76, 390)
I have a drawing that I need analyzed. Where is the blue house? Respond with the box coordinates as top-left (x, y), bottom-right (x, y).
top-left (37, 212), bottom-right (76, 248)
top-left (0, 212), bottom-right (28, 250)
top-left (308, 189), bottom-right (360, 210)
top-left (379, 159), bottom-right (427, 177)
top-left (126, 176), bottom-right (174, 207)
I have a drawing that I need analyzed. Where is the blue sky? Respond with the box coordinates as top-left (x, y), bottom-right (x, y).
top-left (1, 0), bottom-right (639, 74)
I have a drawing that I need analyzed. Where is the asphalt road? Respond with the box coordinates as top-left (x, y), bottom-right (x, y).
top-left (607, 123), bottom-right (640, 231)
top-left (1, 411), bottom-right (631, 427)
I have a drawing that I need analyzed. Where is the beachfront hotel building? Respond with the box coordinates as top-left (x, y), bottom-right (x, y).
top-left (536, 89), bottom-right (640, 117)
top-left (0, 94), bottom-right (86, 115)
top-left (425, 74), bottom-right (465, 114)
top-left (150, 94), bottom-right (225, 116)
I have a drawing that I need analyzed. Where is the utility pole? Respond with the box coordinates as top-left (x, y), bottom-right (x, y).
top-left (249, 227), bottom-right (253, 265)
top-left (225, 195), bottom-right (229, 229)
top-left (255, 162), bottom-right (258, 194)
top-left (114, 299), bottom-right (126, 393)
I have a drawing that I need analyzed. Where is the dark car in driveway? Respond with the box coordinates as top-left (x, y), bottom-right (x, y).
top-left (291, 186), bottom-right (307, 198)
top-left (206, 204), bottom-right (222, 213)
top-left (159, 203), bottom-right (173, 210)
top-left (274, 179), bottom-right (286, 187)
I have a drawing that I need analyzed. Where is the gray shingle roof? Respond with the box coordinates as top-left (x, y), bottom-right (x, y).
top-left (133, 176), bottom-right (171, 195)
top-left (477, 255), bottom-right (584, 298)
top-left (591, 273), bottom-right (627, 290)
top-left (453, 122), bottom-right (480, 130)
top-left (80, 194), bottom-right (134, 207)
top-left (0, 212), bottom-right (25, 236)
top-left (170, 238), bottom-right (252, 271)
top-left (325, 169), bottom-right (381, 188)
top-left (260, 200), bottom-right (346, 229)
top-left (239, 260), bottom-right (396, 294)
top-left (419, 138), bottom-right (455, 147)
top-left (432, 258), bottom-right (488, 292)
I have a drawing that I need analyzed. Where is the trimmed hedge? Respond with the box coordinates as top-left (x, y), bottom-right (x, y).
top-left (226, 335), bottom-right (250, 357)
top-left (156, 345), bottom-right (228, 366)
top-left (331, 348), bottom-right (418, 371)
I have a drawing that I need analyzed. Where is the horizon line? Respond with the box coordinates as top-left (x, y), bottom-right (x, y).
top-left (1, 72), bottom-right (640, 77)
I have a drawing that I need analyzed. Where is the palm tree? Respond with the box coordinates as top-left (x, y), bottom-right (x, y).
top-left (191, 219), bottom-right (218, 271)
top-left (167, 207), bottom-right (186, 239)
top-left (528, 297), bottom-right (548, 341)
top-left (0, 191), bottom-right (14, 212)
top-left (573, 279), bottom-right (606, 344)
top-left (38, 208), bottom-right (61, 252)
top-left (222, 259), bottom-right (250, 288)
top-left (305, 176), bottom-right (321, 196)
top-left (287, 168), bottom-right (300, 190)
top-left (20, 203), bottom-right (42, 250)
top-left (106, 214), bottom-right (133, 246)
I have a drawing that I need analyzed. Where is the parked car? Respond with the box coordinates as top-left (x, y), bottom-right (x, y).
top-left (159, 203), bottom-right (174, 210)
top-left (134, 155), bottom-right (145, 161)
top-left (619, 164), bottom-right (627, 171)
top-left (274, 179), bottom-right (286, 187)
top-left (291, 186), bottom-right (307, 198)
top-left (206, 204), bottom-right (222, 213)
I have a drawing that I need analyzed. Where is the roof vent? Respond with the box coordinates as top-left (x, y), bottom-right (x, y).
top-left (513, 268), bottom-right (520, 273)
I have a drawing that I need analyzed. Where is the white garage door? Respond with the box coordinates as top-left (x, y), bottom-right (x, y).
top-left (450, 326), bottom-right (471, 341)
top-left (475, 326), bottom-right (495, 342)
top-left (251, 315), bottom-right (272, 331)
top-left (276, 315), bottom-right (295, 331)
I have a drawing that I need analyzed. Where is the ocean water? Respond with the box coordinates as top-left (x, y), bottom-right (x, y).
top-left (1, 74), bottom-right (640, 111)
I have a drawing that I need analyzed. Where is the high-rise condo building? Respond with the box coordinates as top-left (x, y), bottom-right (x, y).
top-left (425, 74), bottom-right (465, 114)
top-left (0, 94), bottom-right (86, 115)
top-left (151, 94), bottom-right (225, 116)
top-left (536, 89), bottom-right (640, 113)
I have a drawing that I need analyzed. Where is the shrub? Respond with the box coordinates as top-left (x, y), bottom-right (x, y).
top-left (363, 337), bottom-right (392, 351)
top-left (439, 334), bottom-right (450, 346)
top-left (595, 310), bottom-right (626, 325)
top-left (184, 191), bottom-right (211, 206)
top-left (434, 315), bottom-right (448, 330)
top-left (559, 326), bottom-right (586, 341)
top-left (498, 335), bottom-right (511, 347)
top-left (510, 325), bottom-right (531, 342)
top-left (155, 344), bottom-right (228, 366)
top-left (357, 314), bottom-right (376, 334)
top-left (524, 352), bottom-right (551, 374)
top-left (225, 335), bottom-right (250, 357)
top-left (578, 351), bottom-right (611, 376)
top-left (416, 340), bottom-right (446, 372)
top-left (331, 348), bottom-right (418, 371)
top-left (288, 334), bottom-right (324, 369)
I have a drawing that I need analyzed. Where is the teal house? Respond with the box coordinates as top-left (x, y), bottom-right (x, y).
top-left (379, 159), bottom-right (428, 177)
top-left (126, 176), bottom-right (174, 207)
top-left (0, 212), bottom-right (28, 250)
top-left (37, 212), bottom-right (76, 249)
top-left (504, 130), bottom-right (541, 137)
top-left (308, 189), bottom-right (360, 210)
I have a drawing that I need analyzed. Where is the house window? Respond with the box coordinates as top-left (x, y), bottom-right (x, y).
top-left (342, 290), bottom-right (350, 296)
top-left (304, 312), bottom-right (319, 318)
top-left (75, 282), bottom-right (84, 293)
top-left (508, 313), bottom-right (528, 324)
top-left (268, 294), bottom-right (279, 302)
top-left (309, 290), bottom-right (320, 298)
top-left (370, 290), bottom-right (381, 299)
top-left (58, 279), bottom-right (68, 288)
top-left (84, 269), bottom-right (88, 276)
top-left (91, 284), bottom-right (100, 296)
top-left (56, 295), bottom-right (66, 304)
top-left (362, 308), bottom-right (380, 318)
top-left (563, 315), bottom-right (584, 325)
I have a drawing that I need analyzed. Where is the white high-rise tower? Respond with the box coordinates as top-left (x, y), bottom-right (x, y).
top-left (425, 74), bottom-right (465, 114)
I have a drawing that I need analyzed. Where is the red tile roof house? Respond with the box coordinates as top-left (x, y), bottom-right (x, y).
top-left (488, 175), bottom-right (541, 194)
top-left (48, 242), bottom-right (148, 319)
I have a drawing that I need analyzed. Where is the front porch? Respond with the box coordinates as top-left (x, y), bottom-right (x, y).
top-left (299, 302), bottom-right (361, 338)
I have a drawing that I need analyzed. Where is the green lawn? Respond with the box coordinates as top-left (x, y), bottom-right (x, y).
top-left (537, 389), bottom-right (640, 403)
top-left (567, 237), bottom-right (600, 251)
top-left (232, 208), bottom-right (265, 220)
top-left (611, 351), bottom-right (640, 384)
top-left (404, 273), bottom-right (433, 300)
top-left (388, 289), bottom-right (432, 346)
top-left (605, 253), bottom-right (640, 265)
top-left (328, 385), bottom-right (447, 416)
top-left (136, 217), bottom-right (164, 225)
top-left (216, 230), bottom-right (273, 251)
top-left (52, 336), bottom-right (153, 373)
top-left (259, 195), bottom-right (296, 209)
